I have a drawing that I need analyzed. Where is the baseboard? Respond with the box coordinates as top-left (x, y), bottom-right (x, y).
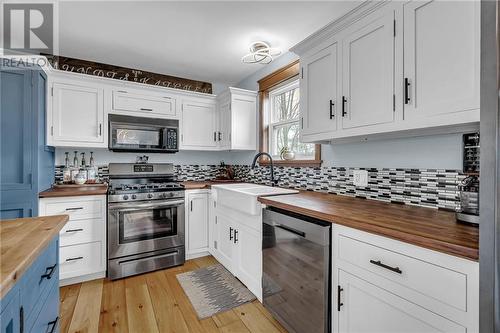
top-left (186, 251), bottom-right (210, 260)
top-left (59, 271), bottom-right (106, 287)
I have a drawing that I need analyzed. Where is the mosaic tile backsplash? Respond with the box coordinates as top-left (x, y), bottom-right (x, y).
top-left (55, 164), bottom-right (464, 211)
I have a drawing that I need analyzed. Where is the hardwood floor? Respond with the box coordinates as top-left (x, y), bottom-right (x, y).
top-left (60, 256), bottom-right (287, 333)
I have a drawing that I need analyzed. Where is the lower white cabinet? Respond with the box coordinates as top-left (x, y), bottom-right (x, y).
top-left (39, 195), bottom-right (107, 285)
top-left (185, 190), bottom-right (209, 259)
top-left (332, 225), bottom-right (479, 333)
top-left (209, 195), bottom-right (262, 300)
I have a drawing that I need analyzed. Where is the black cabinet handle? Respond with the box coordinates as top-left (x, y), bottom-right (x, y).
top-left (190, 200), bottom-right (193, 211)
top-left (342, 96), bottom-right (347, 117)
top-left (218, 131), bottom-right (222, 141)
top-left (140, 108), bottom-right (153, 111)
top-left (229, 227), bottom-right (233, 241)
top-left (40, 263), bottom-right (57, 280)
top-left (20, 306), bottom-right (24, 333)
top-left (66, 256), bottom-right (83, 262)
top-left (213, 131), bottom-right (217, 142)
top-left (370, 259), bottom-right (402, 274)
top-left (329, 100), bottom-right (335, 119)
top-left (404, 78), bottom-right (410, 104)
top-left (65, 207), bottom-right (83, 211)
top-left (99, 123), bottom-right (102, 136)
top-left (337, 286), bottom-right (344, 311)
top-left (65, 228), bottom-right (83, 233)
top-left (47, 317), bottom-right (59, 333)
top-left (234, 229), bottom-right (238, 244)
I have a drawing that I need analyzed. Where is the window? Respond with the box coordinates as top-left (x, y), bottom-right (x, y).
top-left (258, 60), bottom-right (321, 167)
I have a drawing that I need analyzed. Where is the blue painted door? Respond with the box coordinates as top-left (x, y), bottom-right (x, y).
top-left (0, 62), bottom-right (54, 219)
top-left (0, 291), bottom-right (20, 333)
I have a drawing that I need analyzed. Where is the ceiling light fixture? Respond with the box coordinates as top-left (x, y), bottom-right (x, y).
top-left (241, 41), bottom-right (281, 65)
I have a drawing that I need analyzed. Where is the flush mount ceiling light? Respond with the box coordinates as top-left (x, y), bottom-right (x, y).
top-left (241, 41), bottom-right (281, 64)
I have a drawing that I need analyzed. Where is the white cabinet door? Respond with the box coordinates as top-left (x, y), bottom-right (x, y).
top-left (180, 99), bottom-right (218, 150)
top-left (301, 43), bottom-right (339, 139)
top-left (337, 270), bottom-right (466, 333)
top-left (341, 10), bottom-right (395, 129)
top-left (212, 213), bottom-right (235, 270)
top-left (50, 82), bottom-right (105, 146)
top-left (218, 98), bottom-right (231, 150)
top-left (112, 89), bottom-right (177, 118)
top-left (403, 0), bottom-right (480, 120)
top-left (234, 222), bottom-right (261, 299)
top-left (230, 93), bottom-right (257, 150)
top-left (186, 191), bottom-right (209, 256)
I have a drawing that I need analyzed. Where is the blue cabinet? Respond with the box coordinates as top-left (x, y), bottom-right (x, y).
top-left (0, 237), bottom-right (60, 333)
top-left (0, 61), bottom-right (54, 219)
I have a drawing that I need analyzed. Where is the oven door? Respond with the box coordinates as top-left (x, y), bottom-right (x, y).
top-left (108, 199), bottom-right (185, 259)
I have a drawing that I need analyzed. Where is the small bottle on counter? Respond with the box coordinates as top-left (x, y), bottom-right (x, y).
top-left (86, 152), bottom-right (98, 183)
top-left (70, 151), bottom-right (80, 182)
top-left (79, 152), bottom-right (88, 183)
top-left (62, 152), bottom-right (72, 183)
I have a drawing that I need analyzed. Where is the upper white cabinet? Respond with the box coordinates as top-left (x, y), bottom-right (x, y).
top-left (403, 0), bottom-right (480, 121)
top-left (300, 43), bottom-right (339, 139)
top-left (216, 87), bottom-right (258, 151)
top-left (48, 77), bottom-right (106, 147)
top-left (179, 97), bottom-right (218, 150)
top-left (293, 1), bottom-right (479, 143)
top-left (341, 9), bottom-right (395, 130)
top-left (111, 88), bottom-right (177, 118)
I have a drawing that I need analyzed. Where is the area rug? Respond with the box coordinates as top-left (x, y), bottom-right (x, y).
top-left (176, 263), bottom-right (256, 319)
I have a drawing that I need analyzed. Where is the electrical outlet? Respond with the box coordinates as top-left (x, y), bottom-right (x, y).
top-left (353, 170), bottom-right (368, 187)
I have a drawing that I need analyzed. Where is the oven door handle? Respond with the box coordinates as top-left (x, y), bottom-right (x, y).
top-left (108, 200), bottom-right (185, 211)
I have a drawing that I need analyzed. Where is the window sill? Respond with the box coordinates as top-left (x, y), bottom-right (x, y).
top-left (258, 159), bottom-right (323, 168)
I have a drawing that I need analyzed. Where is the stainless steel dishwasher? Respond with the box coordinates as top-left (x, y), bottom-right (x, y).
top-left (262, 207), bottom-right (331, 333)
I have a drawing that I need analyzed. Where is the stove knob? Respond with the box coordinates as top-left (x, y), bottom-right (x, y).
top-left (147, 193), bottom-right (153, 199)
top-left (131, 194), bottom-right (137, 200)
top-left (123, 195), bottom-right (129, 200)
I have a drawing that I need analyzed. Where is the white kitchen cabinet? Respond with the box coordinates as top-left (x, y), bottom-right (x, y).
top-left (232, 222), bottom-right (261, 297)
top-left (341, 9), bottom-right (395, 130)
top-left (403, 0), bottom-right (480, 121)
top-left (48, 79), bottom-right (106, 147)
top-left (185, 190), bottom-right (209, 259)
top-left (39, 195), bottom-right (107, 285)
top-left (111, 88), bottom-right (177, 118)
top-left (216, 87), bottom-right (257, 151)
top-left (337, 270), bottom-right (466, 333)
top-left (179, 98), bottom-right (218, 150)
top-left (300, 42), bottom-right (339, 140)
top-left (332, 225), bottom-right (479, 333)
top-left (212, 212), bottom-right (235, 270)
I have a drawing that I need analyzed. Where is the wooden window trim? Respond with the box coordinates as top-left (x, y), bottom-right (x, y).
top-left (258, 59), bottom-right (322, 167)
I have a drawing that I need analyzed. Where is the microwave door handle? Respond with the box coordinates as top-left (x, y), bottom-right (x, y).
top-left (161, 128), bottom-right (168, 149)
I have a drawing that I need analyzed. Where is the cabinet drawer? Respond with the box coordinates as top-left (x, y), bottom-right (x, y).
top-left (42, 196), bottom-right (105, 221)
top-left (60, 218), bottom-right (104, 246)
top-left (60, 241), bottom-right (104, 280)
top-left (21, 238), bottom-right (58, 326)
top-left (112, 90), bottom-right (176, 117)
top-left (28, 282), bottom-right (59, 333)
top-left (337, 234), bottom-right (467, 311)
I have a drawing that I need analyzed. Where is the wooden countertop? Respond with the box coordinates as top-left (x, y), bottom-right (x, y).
top-left (258, 191), bottom-right (479, 261)
top-left (39, 184), bottom-right (108, 198)
top-left (0, 215), bottom-right (69, 298)
top-left (182, 180), bottom-right (242, 190)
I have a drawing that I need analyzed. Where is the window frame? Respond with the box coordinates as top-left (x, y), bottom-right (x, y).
top-left (258, 60), bottom-right (322, 167)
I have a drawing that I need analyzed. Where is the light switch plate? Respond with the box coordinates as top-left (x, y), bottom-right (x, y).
top-left (353, 170), bottom-right (368, 187)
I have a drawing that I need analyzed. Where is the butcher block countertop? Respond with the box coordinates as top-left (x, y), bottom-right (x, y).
top-left (0, 215), bottom-right (69, 298)
top-left (39, 184), bottom-right (108, 198)
top-left (258, 191), bottom-right (479, 261)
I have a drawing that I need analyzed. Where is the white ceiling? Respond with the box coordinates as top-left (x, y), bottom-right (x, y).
top-left (58, 1), bottom-right (359, 86)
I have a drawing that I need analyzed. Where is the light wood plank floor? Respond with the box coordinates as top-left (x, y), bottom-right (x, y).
top-left (60, 256), bottom-right (287, 333)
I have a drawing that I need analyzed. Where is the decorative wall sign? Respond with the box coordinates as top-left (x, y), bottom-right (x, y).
top-left (43, 54), bottom-right (212, 94)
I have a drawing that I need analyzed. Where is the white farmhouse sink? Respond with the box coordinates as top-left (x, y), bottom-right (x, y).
top-left (212, 183), bottom-right (298, 215)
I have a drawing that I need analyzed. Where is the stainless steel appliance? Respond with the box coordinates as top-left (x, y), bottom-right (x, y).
top-left (109, 114), bottom-right (178, 153)
top-left (107, 163), bottom-right (185, 279)
top-left (262, 207), bottom-right (331, 333)
top-left (456, 133), bottom-right (480, 224)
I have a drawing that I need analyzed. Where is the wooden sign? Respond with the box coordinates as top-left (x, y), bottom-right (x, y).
top-left (43, 54), bottom-right (212, 94)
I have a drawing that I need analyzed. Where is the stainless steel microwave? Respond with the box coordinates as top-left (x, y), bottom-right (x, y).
top-left (109, 114), bottom-right (178, 153)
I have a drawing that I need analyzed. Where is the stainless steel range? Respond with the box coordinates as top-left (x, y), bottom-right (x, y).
top-left (107, 162), bottom-right (185, 280)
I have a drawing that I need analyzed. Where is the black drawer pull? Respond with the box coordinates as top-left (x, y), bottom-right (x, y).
top-left (341, 96), bottom-right (347, 117)
top-left (337, 285), bottom-right (344, 311)
top-left (47, 317), bottom-right (59, 333)
top-left (370, 260), bottom-right (402, 274)
top-left (140, 108), bottom-right (153, 111)
top-left (66, 256), bottom-right (83, 262)
top-left (404, 78), bottom-right (411, 104)
top-left (234, 229), bottom-right (238, 244)
top-left (329, 100), bottom-right (335, 119)
top-left (65, 228), bottom-right (83, 233)
top-left (229, 227), bottom-right (233, 241)
top-left (40, 263), bottom-right (57, 280)
top-left (65, 207), bottom-right (83, 211)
